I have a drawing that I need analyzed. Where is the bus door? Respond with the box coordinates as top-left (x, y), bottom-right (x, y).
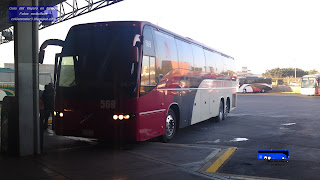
top-left (138, 55), bottom-right (165, 140)
top-left (54, 53), bottom-right (61, 89)
top-left (138, 26), bottom-right (165, 140)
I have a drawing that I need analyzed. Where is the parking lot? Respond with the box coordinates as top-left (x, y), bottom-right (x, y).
top-left (171, 93), bottom-right (320, 179)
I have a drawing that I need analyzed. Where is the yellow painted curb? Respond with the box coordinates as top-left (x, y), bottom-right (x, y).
top-left (206, 147), bottom-right (237, 173)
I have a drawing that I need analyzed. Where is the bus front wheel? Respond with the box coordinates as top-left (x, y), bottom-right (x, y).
top-left (161, 109), bottom-right (176, 142)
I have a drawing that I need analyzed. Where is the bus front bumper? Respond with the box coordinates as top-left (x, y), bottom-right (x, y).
top-left (300, 88), bottom-right (316, 95)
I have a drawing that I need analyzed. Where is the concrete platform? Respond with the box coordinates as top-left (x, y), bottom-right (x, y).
top-left (0, 127), bottom-right (246, 180)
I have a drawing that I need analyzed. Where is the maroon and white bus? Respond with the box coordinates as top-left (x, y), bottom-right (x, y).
top-left (42, 21), bottom-right (237, 142)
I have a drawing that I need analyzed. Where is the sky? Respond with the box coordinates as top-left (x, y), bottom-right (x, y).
top-left (0, 0), bottom-right (320, 74)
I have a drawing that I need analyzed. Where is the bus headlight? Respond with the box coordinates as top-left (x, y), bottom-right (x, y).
top-left (54, 111), bottom-right (57, 116)
top-left (113, 114), bottom-right (134, 120)
top-left (59, 112), bottom-right (64, 118)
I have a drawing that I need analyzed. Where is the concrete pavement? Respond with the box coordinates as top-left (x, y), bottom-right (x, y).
top-left (0, 128), bottom-right (245, 180)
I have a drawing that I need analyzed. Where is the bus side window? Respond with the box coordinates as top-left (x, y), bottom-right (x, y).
top-left (150, 57), bottom-right (156, 85)
top-left (154, 30), bottom-right (178, 78)
top-left (214, 53), bottom-right (223, 74)
top-left (175, 38), bottom-right (194, 70)
top-left (191, 45), bottom-right (206, 72)
top-left (204, 50), bottom-right (215, 74)
top-left (140, 26), bottom-right (157, 97)
top-left (140, 56), bottom-right (156, 96)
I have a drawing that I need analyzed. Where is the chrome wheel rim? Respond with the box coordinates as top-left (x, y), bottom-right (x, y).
top-left (219, 111), bottom-right (223, 120)
top-left (166, 114), bottom-right (175, 137)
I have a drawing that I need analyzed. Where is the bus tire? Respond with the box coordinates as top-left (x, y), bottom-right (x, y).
top-left (243, 89), bottom-right (247, 93)
top-left (161, 109), bottom-right (176, 143)
top-left (223, 99), bottom-right (230, 120)
top-left (215, 100), bottom-right (224, 122)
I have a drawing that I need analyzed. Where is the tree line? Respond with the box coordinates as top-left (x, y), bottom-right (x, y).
top-left (262, 68), bottom-right (319, 78)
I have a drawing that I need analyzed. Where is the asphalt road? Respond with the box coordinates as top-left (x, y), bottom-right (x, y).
top-left (171, 93), bottom-right (320, 180)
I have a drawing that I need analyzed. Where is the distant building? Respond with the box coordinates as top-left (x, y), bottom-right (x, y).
top-left (0, 67), bottom-right (52, 86)
top-left (4, 63), bottom-right (54, 81)
top-left (242, 67), bottom-right (248, 73)
top-left (237, 66), bottom-right (252, 77)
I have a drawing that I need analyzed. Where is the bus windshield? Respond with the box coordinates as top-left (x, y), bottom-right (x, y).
top-left (301, 77), bottom-right (316, 88)
top-left (57, 25), bottom-right (140, 99)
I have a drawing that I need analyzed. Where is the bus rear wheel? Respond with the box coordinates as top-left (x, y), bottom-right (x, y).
top-left (161, 109), bottom-right (176, 142)
top-left (215, 100), bottom-right (224, 122)
top-left (243, 89), bottom-right (247, 93)
top-left (223, 100), bottom-right (230, 120)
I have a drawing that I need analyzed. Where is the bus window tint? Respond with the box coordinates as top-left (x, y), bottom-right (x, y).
top-left (222, 56), bottom-right (235, 76)
top-left (140, 56), bottom-right (156, 96)
top-left (143, 26), bottom-right (156, 57)
top-left (60, 26), bottom-right (140, 99)
top-left (204, 50), bottom-right (215, 74)
top-left (229, 58), bottom-right (236, 76)
top-left (141, 56), bottom-right (150, 86)
top-left (192, 45), bottom-right (206, 72)
top-left (142, 25), bottom-right (157, 86)
top-left (221, 55), bottom-right (229, 75)
top-left (150, 57), bottom-right (156, 85)
top-left (59, 56), bottom-right (76, 87)
top-left (215, 53), bottom-right (223, 74)
top-left (175, 39), bottom-right (193, 70)
top-left (154, 31), bottom-right (178, 78)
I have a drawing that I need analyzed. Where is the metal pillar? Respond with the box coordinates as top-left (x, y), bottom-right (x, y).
top-left (14, 0), bottom-right (40, 156)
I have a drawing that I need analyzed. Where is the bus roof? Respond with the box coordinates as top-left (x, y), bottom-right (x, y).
top-left (239, 77), bottom-right (271, 79)
top-left (69, 21), bottom-right (234, 60)
top-left (302, 74), bottom-right (320, 78)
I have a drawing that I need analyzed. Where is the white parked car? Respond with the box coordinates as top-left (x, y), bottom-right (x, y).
top-left (290, 82), bottom-right (299, 86)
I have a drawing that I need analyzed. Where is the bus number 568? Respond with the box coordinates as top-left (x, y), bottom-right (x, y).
top-left (100, 100), bottom-right (116, 109)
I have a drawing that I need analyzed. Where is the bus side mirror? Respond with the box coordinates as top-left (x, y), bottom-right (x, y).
top-left (39, 50), bottom-right (45, 64)
top-left (38, 39), bottom-right (64, 64)
top-left (132, 34), bottom-right (142, 47)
